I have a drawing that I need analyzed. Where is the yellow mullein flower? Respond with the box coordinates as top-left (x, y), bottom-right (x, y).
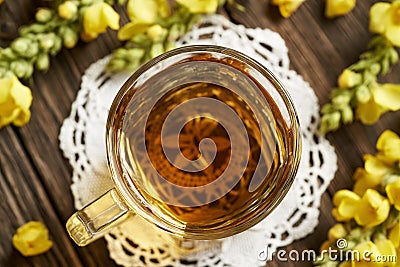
top-left (376, 130), bottom-right (400, 161)
top-left (127, 0), bottom-right (169, 23)
top-left (356, 83), bottom-right (400, 124)
top-left (354, 130), bottom-right (400, 195)
top-left (118, 0), bottom-right (169, 41)
top-left (389, 223), bottom-right (400, 248)
top-left (337, 69), bottom-right (362, 88)
top-left (13, 221), bottom-right (53, 256)
top-left (176, 0), bottom-right (219, 14)
top-left (82, 2), bottom-right (120, 42)
top-left (375, 237), bottom-right (397, 267)
top-left (354, 189), bottom-right (390, 227)
top-left (271, 0), bottom-right (305, 18)
top-left (0, 75), bottom-right (32, 128)
top-left (339, 262), bottom-right (352, 267)
top-left (58, 1), bottom-right (78, 20)
top-left (325, 0), bottom-right (356, 18)
top-left (353, 167), bottom-right (382, 196)
top-left (369, 1), bottom-right (400, 47)
top-left (332, 189), bottom-right (360, 221)
top-left (386, 178), bottom-right (400, 210)
top-left (351, 241), bottom-right (383, 267)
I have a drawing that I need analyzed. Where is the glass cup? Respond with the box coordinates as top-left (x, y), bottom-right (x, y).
top-left (66, 45), bottom-right (301, 247)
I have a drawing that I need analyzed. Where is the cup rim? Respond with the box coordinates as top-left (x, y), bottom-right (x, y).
top-left (106, 44), bottom-right (301, 239)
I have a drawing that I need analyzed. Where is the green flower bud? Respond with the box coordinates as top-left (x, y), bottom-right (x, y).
top-left (19, 24), bottom-right (48, 35)
top-left (80, 0), bottom-right (94, 6)
top-left (11, 38), bottom-right (40, 58)
top-left (0, 47), bottom-right (17, 60)
top-left (165, 41), bottom-right (176, 52)
top-left (340, 105), bottom-right (353, 124)
top-left (168, 23), bottom-right (185, 42)
top-left (107, 58), bottom-right (126, 72)
top-left (39, 33), bottom-right (56, 51)
top-left (332, 91), bottom-right (352, 106)
top-left (50, 35), bottom-right (63, 55)
top-left (389, 48), bottom-right (399, 65)
top-left (11, 38), bottom-right (30, 55)
top-left (320, 111), bottom-right (341, 134)
top-left (0, 67), bottom-right (10, 78)
top-left (36, 53), bottom-right (50, 71)
top-left (369, 63), bottom-right (381, 75)
top-left (35, 8), bottom-right (53, 23)
top-left (61, 27), bottom-right (78, 48)
top-left (126, 48), bottom-right (145, 61)
top-left (10, 60), bottom-right (33, 78)
top-left (126, 61), bottom-right (140, 72)
top-left (113, 48), bottom-right (128, 59)
top-left (381, 56), bottom-right (390, 75)
top-left (355, 85), bottom-right (371, 104)
top-left (150, 43), bottom-right (164, 58)
top-left (131, 33), bottom-right (151, 46)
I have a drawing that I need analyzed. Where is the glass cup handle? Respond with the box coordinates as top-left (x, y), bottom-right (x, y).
top-left (66, 188), bottom-right (131, 246)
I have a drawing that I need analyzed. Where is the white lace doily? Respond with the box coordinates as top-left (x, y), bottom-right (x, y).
top-left (59, 15), bottom-right (337, 267)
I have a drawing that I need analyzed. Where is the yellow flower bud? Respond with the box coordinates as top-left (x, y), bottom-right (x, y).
top-left (354, 189), bottom-right (390, 227)
top-left (147, 24), bottom-right (166, 41)
top-left (12, 221), bottom-right (52, 256)
top-left (271, 0), bottom-right (305, 18)
top-left (58, 1), bottom-right (78, 20)
top-left (177, 0), bottom-right (218, 14)
top-left (328, 223), bottom-right (347, 241)
top-left (325, 0), bottom-right (356, 18)
top-left (337, 69), bottom-right (362, 88)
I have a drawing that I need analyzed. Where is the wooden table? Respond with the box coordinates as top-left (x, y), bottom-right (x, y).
top-left (1, 0), bottom-right (399, 266)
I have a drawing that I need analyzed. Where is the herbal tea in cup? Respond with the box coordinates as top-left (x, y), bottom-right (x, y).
top-left (66, 45), bottom-right (301, 246)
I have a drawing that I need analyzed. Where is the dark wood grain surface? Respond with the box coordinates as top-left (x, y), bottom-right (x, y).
top-left (1, 0), bottom-right (399, 266)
